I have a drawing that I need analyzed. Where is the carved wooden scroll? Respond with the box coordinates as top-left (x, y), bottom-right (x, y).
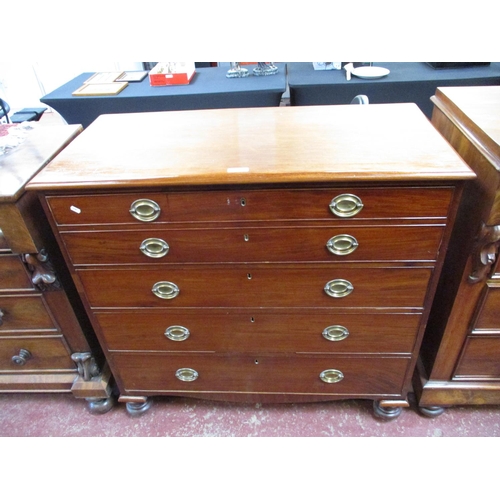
top-left (468, 223), bottom-right (500, 284)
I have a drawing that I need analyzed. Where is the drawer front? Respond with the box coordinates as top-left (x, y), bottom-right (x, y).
top-left (78, 266), bottom-right (433, 308)
top-left (0, 295), bottom-right (58, 333)
top-left (112, 352), bottom-right (409, 396)
top-left (0, 337), bottom-right (74, 371)
top-left (96, 310), bottom-right (421, 354)
top-left (61, 225), bottom-right (445, 265)
top-left (46, 187), bottom-right (453, 226)
top-left (454, 337), bottom-right (500, 379)
top-left (0, 255), bottom-right (34, 291)
top-left (472, 284), bottom-right (500, 331)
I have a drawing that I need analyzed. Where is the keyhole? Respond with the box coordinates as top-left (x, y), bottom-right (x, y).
top-left (244, 234), bottom-right (249, 242)
top-left (254, 359), bottom-right (259, 365)
top-left (250, 317), bottom-right (255, 323)
top-left (247, 273), bottom-right (252, 280)
top-left (240, 198), bottom-right (246, 207)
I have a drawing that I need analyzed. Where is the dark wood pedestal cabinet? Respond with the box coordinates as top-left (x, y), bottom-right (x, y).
top-left (27, 104), bottom-right (473, 417)
top-left (0, 124), bottom-right (113, 413)
top-left (415, 86), bottom-right (500, 415)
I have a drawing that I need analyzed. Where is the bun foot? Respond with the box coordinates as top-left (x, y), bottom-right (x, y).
top-left (418, 406), bottom-right (445, 418)
top-left (126, 398), bottom-right (152, 416)
top-left (87, 397), bottom-right (114, 414)
top-left (373, 400), bottom-right (403, 420)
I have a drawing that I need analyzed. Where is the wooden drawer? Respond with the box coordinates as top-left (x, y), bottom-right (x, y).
top-left (78, 266), bottom-right (433, 309)
top-left (46, 187), bottom-right (454, 226)
top-left (0, 295), bottom-right (58, 333)
top-left (0, 336), bottom-right (75, 371)
top-left (97, 310), bottom-right (421, 354)
top-left (61, 224), bottom-right (445, 265)
top-left (112, 352), bottom-right (410, 396)
top-left (454, 337), bottom-right (500, 379)
top-left (472, 284), bottom-right (500, 331)
top-left (0, 255), bottom-right (34, 291)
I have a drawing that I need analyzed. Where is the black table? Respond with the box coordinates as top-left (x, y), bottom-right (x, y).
top-left (288, 62), bottom-right (500, 118)
top-left (41, 64), bottom-right (287, 128)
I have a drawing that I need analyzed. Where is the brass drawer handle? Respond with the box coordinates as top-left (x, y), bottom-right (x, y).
top-left (329, 194), bottom-right (363, 218)
top-left (165, 325), bottom-right (190, 342)
top-left (324, 279), bottom-right (354, 298)
top-left (130, 199), bottom-right (161, 222)
top-left (320, 369), bottom-right (344, 384)
top-left (175, 367), bottom-right (198, 382)
top-left (326, 234), bottom-right (359, 256)
top-left (140, 238), bottom-right (169, 258)
top-left (322, 325), bottom-right (350, 341)
top-left (152, 281), bottom-right (180, 300)
top-left (11, 348), bottom-right (32, 366)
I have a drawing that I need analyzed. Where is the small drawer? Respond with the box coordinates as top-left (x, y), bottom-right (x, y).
top-left (111, 352), bottom-right (410, 396)
top-left (471, 283), bottom-right (500, 331)
top-left (0, 337), bottom-right (75, 371)
top-left (96, 310), bottom-right (421, 354)
top-left (0, 255), bottom-right (34, 291)
top-left (61, 224), bottom-right (445, 265)
top-left (78, 265), bottom-right (433, 309)
top-left (45, 187), bottom-right (453, 226)
top-left (454, 337), bottom-right (500, 379)
top-left (0, 295), bottom-right (58, 333)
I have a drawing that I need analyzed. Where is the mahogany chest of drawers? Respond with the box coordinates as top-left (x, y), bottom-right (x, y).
top-left (415, 86), bottom-right (500, 414)
top-left (27, 104), bottom-right (474, 417)
top-left (0, 124), bottom-right (112, 412)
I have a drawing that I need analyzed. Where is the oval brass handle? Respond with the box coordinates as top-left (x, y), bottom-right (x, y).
top-left (326, 234), bottom-right (359, 256)
top-left (324, 279), bottom-right (354, 298)
top-left (140, 238), bottom-right (169, 258)
top-left (320, 369), bottom-right (344, 384)
top-left (165, 325), bottom-right (190, 342)
top-left (130, 199), bottom-right (161, 222)
top-left (329, 194), bottom-right (363, 218)
top-left (175, 367), bottom-right (198, 382)
top-left (0, 309), bottom-right (4, 326)
top-left (322, 325), bottom-right (350, 341)
top-left (152, 281), bottom-right (180, 300)
top-left (11, 348), bottom-right (32, 366)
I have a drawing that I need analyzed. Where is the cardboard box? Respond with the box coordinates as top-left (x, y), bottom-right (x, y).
top-left (149, 62), bottom-right (196, 86)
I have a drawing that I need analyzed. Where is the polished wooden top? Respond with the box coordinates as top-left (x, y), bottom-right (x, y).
top-left (0, 123), bottom-right (82, 202)
top-left (27, 104), bottom-right (474, 191)
top-left (433, 86), bottom-right (500, 170)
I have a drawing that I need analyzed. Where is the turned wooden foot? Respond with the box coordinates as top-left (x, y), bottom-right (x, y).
top-left (418, 405), bottom-right (445, 418)
top-left (373, 400), bottom-right (403, 419)
top-left (86, 397), bottom-right (114, 414)
top-left (126, 398), bottom-right (152, 416)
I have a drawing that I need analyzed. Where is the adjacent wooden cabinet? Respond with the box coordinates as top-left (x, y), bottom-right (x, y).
top-left (27, 104), bottom-right (474, 417)
top-left (415, 86), bottom-right (500, 414)
top-left (0, 124), bottom-right (112, 412)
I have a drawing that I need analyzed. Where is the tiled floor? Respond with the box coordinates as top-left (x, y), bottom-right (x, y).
top-left (2, 108), bottom-right (498, 438)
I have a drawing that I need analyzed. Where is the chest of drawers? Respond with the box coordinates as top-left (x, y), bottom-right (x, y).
top-left (415, 86), bottom-right (500, 415)
top-left (0, 124), bottom-right (112, 413)
top-left (27, 104), bottom-right (474, 417)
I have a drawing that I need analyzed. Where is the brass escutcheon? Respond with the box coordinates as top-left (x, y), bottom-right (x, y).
top-left (130, 199), bottom-right (161, 222)
top-left (140, 238), bottom-right (169, 258)
top-left (165, 325), bottom-right (190, 342)
top-left (329, 194), bottom-right (363, 218)
top-left (326, 234), bottom-right (359, 256)
top-left (324, 279), bottom-right (354, 298)
top-left (322, 325), bottom-right (350, 341)
top-left (175, 367), bottom-right (198, 382)
top-left (320, 369), bottom-right (344, 384)
top-left (152, 281), bottom-right (180, 300)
